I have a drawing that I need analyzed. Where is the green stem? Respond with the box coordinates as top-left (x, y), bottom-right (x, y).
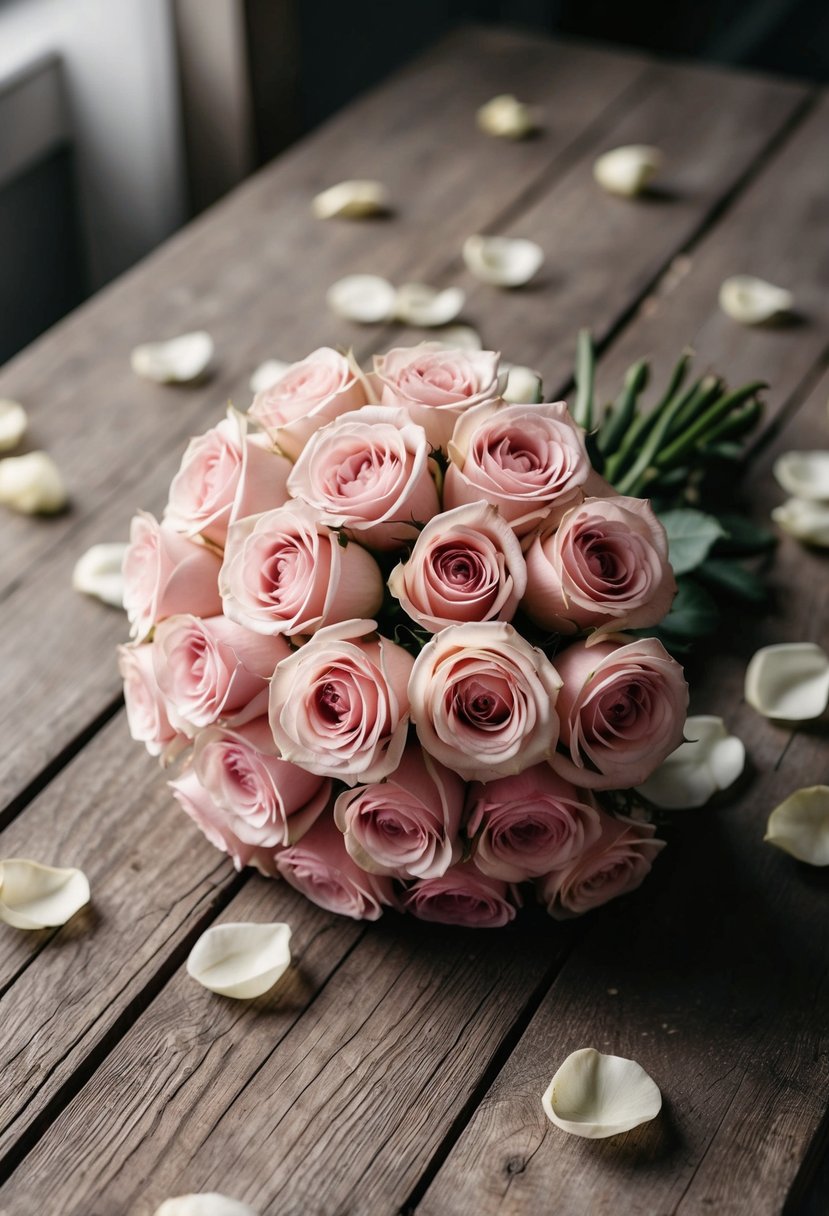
top-left (597, 359), bottom-right (648, 454)
top-left (665, 375), bottom-right (722, 439)
top-left (615, 385), bottom-right (701, 496)
top-left (603, 351), bottom-right (692, 481)
top-left (573, 329), bottom-right (595, 431)
top-left (655, 382), bottom-right (765, 468)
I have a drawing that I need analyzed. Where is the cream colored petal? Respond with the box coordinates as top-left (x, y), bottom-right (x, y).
top-left (312, 179), bottom-right (390, 219)
top-left (542, 1047), bottom-right (661, 1139)
top-left (0, 859), bottom-right (90, 930)
top-left (462, 234), bottom-right (544, 288)
top-left (326, 274), bottom-right (396, 324)
top-left (476, 94), bottom-right (538, 139)
top-left (249, 359), bottom-right (291, 394)
top-left (394, 283), bottom-right (465, 327)
top-left (154, 1195), bottom-right (258, 1216)
top-left (72, 542), bottom-right (128, 608)
top-left (593, 145), bottom-right (662, 197)
top-left (503, 365), bottom-right (543, 404)
top-left (434, 324), bottom-right (483, 351)
top-left (719, 276), bottom-right (793, 326)
top-left (765, 786), bottom-right (829, 866)
top-left (0, 399), bottom-right (27, 452)
top-left (637, 715), bottom-right (745, 809)
top-left (187, 922), bottom-right (291, 999)
top-left (131, 331), bottom-right (214, 383)
top-left (745, 642), bottom-right (829, 720)
top-left (0, 451), bottom-right (67, 514)
top-left (773, 451), bottom-right (829, 502)
top-left (772, 497), bottom-right (829, 547)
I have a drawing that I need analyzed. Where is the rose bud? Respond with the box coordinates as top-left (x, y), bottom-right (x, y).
top-left (169, 768), bottom-right (283, 877)
top-left (466, 764), bottom-right (601, 882)
top-left (539, 810), bottom-right (665, 918)
top-left (249, 346), bottom-right (368, 460)
top-left (408, 621), bottom-right (562, 781)
top-left (522, 496), bottom-right (676, 636)
top-left (269, 618), bottom-right (414, 785)
top-left (118, 642), bottom-right (185, 761)
top-left (220, 500), bottom-right (384, 636)
top-left (194, 717), bottom-right (332, 848)
top-left (403, 863), bottom-right (517, 928)
top-left (333, 743), bottom-right (464, 879)
top-left (122, 511), bottom-right (222, 641)
top-left (164, 414), bottom-right (291, 547)
top-left (276, 813), bottom-right (395, 920)
top-left (388, 500), bottom-right (527, 633)
top-left (287, 405), bottom-right (439, 551)
top-left (550, 636), bottom-right (688, 790)
top-left (444, 400), bottom-right (591, 537)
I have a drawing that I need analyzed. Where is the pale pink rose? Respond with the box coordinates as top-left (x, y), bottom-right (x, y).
top-left (373, 344), bottom-right (503, 450)
top-left (408, 621), bottom-right (562, 781)
top-left (287, 405), bottom-right (439, 550)
top-left (333, 743), bottom-right (464, 878)
top-left (169, 768), bottom-right (282, 877)
top-left (154, 613), bottom-right (289, 735)
top-left (269, 619), bottom-right (414, 785)
top-left (276, 813), bottom-right (395, 920)
top-left (550, 636), bottom-right (688, 790)
top-left (193, 716), bottom-right (331, 847)
top-left (249, 347), bottom-right (368, 460)
top-left (403, 863), bottom-right (517, 927)
top-left (388, 500), bottom-right (527, 633)
top-left (523, 496), bottom-right (676, 637)
top-left (118, 642), bottom-right (185, 760)
top-left (444, 401), bottom-right (591, 537)
top-left (122, 511), bottom-right (222, 641)
top-left (164, 415), bottom-right (291, 546)
top-left (466, 764), bottom-right (601, 882)
top-left (220, 500), bottom-right (384, 636)
top-left (538, 810), bottom-right (665, 918)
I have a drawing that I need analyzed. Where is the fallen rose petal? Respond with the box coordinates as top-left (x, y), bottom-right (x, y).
top-left (0, 399), bottom-right (27, 451)
top-left (593, 145), bottom-right (662, 197)
top-left (312, 179), bottom-right (390, 219)
top-left (502, 364), bottom-right (543, 403)
top-left (0, 859), bottom-right (90, 930)
top-left (719, 276), bottom-right (793, 326)
top-left (326, 274), bottom-right (396, 323)
top-left (0, 450), bottom-right (67, 514)
top-left (637, 715), bottom-right (745, 808)
top-left (542, 1047), bottom-right (661, 1138)
top-left (186, 922), bottom-right (292, 999)
top-left (72, 542), bottom-right (128, 608)
top-left (744, 642), bottom-right (829, 720)
top-left (249, 359), bottom-right (291, 394)
top-left (772, 497), bottom-right (829, 547)
top-left (433, 324), bottom-right (483, 351)
top-left (765, 785), bottom-right (829, 866)
top-left (477, 93), bottom-right (537, 139)
top-left (462, 234), bottom-right (544, 287)
top-left (131, 331), bottom-right (214, 383)
top-left (154, 1195), bottom-right (258, 1216)
top-left (773, 451), bottom-right (829, 501)
top-left (394, 282), bottom-right (465, 327)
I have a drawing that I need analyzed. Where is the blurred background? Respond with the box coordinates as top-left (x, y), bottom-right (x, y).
top-left (1, 0), bottom-right (826, 364)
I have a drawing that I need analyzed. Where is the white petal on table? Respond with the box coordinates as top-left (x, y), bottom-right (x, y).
top-left (744, 642), bottom-right (829, 721)
top-left (131, 331), bottom-right (214, 383)
top-left (772, 497), bottom-right (829, 546)
top-left (154, 1195), bottom-right (258, 1216)
top-left (394, 283), bottom-right (465, 327)
top-left (719, 276), bottom-right (793, 325)
top-left (312, 179), bottom-right (390, 219)
top-left (476, 94), bottom-right (538, 139)
top-left (773, 451), bottom-right (829, 501)
top-left (249, 359), bottom-right (291, 395)
top-left (502, 365), bottom-right (543, 404)
top-left (72, 542), bottom-right (128, 608)
top-left (0, 399), bottom-right (27, 451)
top-left (593, 145), bottom-right (662, 197)
top-left (327, 274), bottom-right (396, 323)
top-left (433, 324), bottom-right (483, 351)
top-left (187, 922), bottom-right (292, 999)
top-left (637, 715), bottom-right (745, 809)
top-left (0, 859), bottom-right (90, 930)
top-left (765, 786), bottom-right (829, 866)
top-left (542, 1047), bottom-right (662, 1139)
top-left (0, 451), bottom-right (67, 514)
top-left (462, 234), bottom-right (544, 287)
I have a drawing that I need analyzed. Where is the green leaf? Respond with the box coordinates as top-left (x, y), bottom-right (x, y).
top-left (660, 578), bottom-right (720, 639)
top-left (659, 508), bottom-right (726, 575)
top-left (697, 558), bottom-right (767, 604)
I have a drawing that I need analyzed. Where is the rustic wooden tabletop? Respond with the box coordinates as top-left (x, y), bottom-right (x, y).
top-left (0, 25), bottom-right (827, 1216)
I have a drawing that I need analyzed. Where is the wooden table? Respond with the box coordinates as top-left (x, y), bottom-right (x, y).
top-left (0, 26), bottom-right (827, 1216)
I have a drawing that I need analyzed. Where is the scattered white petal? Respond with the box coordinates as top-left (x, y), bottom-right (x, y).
top-left (745, 642), bottom-right (829, 720)
top-left (0, 451), bottom-right (67, 514)
top-left (542, 1047), bottom-right (661, 1139)
top-left (0, 399), bottom-right (27, 451)
top-left (637, 715), bottom-right (745, 808)
top-left (327, 274), bottom-right (396, 324)
top-left (593, 145), bottom-right (662, 197)
top-left (249, 360), bottom-right (290, 395)
top-left (433, 325), bottom-right (483, 351)
top-left (0, 859), bottom-right (90, 930)
top-left (476, 94), bottom-right (538, 139)
top-left (719, 276), bottom-right (793, 326)
top-left (312, 179), bottom-right (390, 220)
top-left (503, 365), bottom-right (543, 404)
top-left (187, 922), bottom-right (291, 999)
top-left (131, 331), bottom-right (214, 383)
top-left (772, 497), bottom-right (829, 547)
top-left (72, 542), bottom-right (128, 608)
top-left (765, 786), bottom-right (829, 866)
top-left (462, 234), bottom-right (544, 288)
top-left (773, 451), bottom-right (829, 502)
top-left (154, 1196), bottom-right (258, 1216)
top-left (394, 283), bottom-right (465, 328)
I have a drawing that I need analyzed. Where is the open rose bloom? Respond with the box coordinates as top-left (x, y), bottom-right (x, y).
top-left (120, 342), bottom-right (687, 926)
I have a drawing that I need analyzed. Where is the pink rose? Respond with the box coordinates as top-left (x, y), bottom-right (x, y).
top-left (466, 764), bottom-right (601, 882)
top-left (118, 642), bottom-right (185, 760)
top-left (444, 401), bottom-right (591, 537)
top-left (169, 768), bottom-right (282, 877)
top-left (269, 619), bottom-right (414, 785)
top-left (193, 716), bottom-right (331, 847)
top-left (164, 415), bottom-right (291, 546)
top-left (287, 405), bottom-right (440, 550)
top-left (522, 496), bottom-right (676, 636)
top-left (249, 347), bottom-right (368, 460)
top-left (408, 621), bottom-right (562, 781)
top-left (276, 814), bottom-right (395, 920)
top-left (122, 511), bottom-right (222, 641)
top-left (388, 500), bottom-right (527, 633)
top-left (550, 636), bottom-right (688, 790)
top-left (373, 344), bottom-right (503, 450)
top-left (539, 811), bottom-right (665, 918)
top-left (403, 863), bottom-right (517, 928)
top-left (154, 613), bottom-right (289, 735)
top-left (333, 743), bottom-right (464, 878)
top-left (220, 500), bottom-right (384, 636)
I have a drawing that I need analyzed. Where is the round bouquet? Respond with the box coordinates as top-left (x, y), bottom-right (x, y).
top-left (119, 342), bottom-right (690, 927)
